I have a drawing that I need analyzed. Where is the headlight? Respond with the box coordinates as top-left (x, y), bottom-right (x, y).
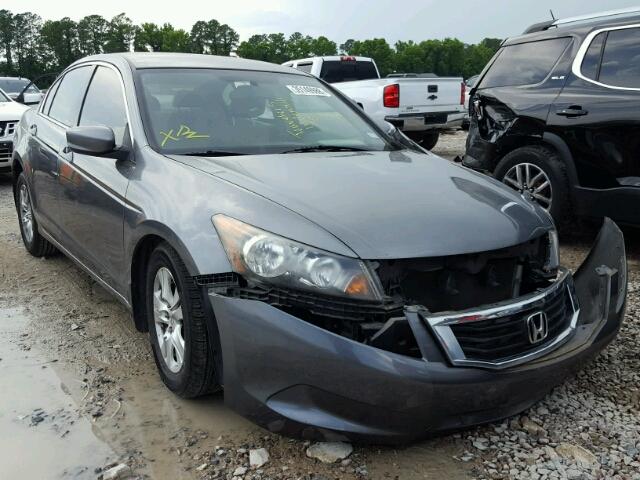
top-left (212, 215), bottom-right (383, 301)
top-left (544, 229), bottom-right (560, 272)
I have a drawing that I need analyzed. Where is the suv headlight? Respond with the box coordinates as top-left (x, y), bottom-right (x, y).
top-left (212, 215), bottom-right (383, 301)
top-left (544, 229), bottom-right (560, 272)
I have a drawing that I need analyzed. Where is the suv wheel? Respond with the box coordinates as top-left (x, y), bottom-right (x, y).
top-left (494, 146), bottom-right (571, 226)
top-left (146, 242), bottom-right (220, 398)
top-left (405, 131), bottom-right (440, 150)
top-left (15, 173), bottom-right (57, 257)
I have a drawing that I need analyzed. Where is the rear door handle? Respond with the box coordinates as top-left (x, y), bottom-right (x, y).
top-left (556, 106), bottom-right (588, 117)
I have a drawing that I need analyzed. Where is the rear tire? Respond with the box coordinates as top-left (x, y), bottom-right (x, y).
top-left (405, 130), bottom-right (440, 150)
top-left (15, 173), bottom-right (57, 257)
top-left (146, 242), bottom-right (221, 398)
top-left (494, 145), bottom-right (571, 228)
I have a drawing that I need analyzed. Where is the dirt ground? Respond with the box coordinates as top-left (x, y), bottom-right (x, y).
top-left (1, 131), bottom-right (638, 480)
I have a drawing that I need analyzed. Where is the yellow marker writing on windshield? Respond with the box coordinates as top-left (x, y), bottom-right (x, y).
top-left (160, 125), bottom-right (210, 147)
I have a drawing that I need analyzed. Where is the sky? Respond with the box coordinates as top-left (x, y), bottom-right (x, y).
top-left (6, 0), bottom-right (640, 45)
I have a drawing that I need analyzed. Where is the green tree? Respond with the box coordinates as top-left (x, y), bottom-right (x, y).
top-left (135, 22), bottom-right (163, 51)
top-left (40, 17), bottom-right (80, 70)
top-left (339, 38), bottom-right (355, 55)
top-left (12, 12), bottom-right (44, 79)
top-left (350, 38), bottom-right (395, 76)
top-left (286, 32), bottom-right (313, 59)
top-left (237, 33), bottom-right (289, 63)
top-left (189, 20), bottom-right (238, 55)
top-left (310, 36), bottom-right (337, 56)
top-left (77, 15), bottom-right (108, 55)
top-left (0, 10), bottom-right (15, 74)
top-left (160, 24), bottom-right (191, 52)
top-left (104, 13), bottom-right (136, 53)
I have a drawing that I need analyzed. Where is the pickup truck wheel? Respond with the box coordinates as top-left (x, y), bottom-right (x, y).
top-left (494, 146), bottom-right (571, 227)
top-left (15, 173), bottom-right (57, 257)
top-left (146, 242), bottom-right (220, 398)
top-left (405, 131), bottom-right (440, 150)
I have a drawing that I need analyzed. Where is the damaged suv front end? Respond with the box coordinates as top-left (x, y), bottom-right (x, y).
top-left (205, 206), bottom-right (626, 443)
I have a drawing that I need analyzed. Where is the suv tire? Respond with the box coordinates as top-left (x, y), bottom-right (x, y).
top-left (494, 145), bottom-right (571, 227)
top-left (405, 131), bottom-right (440, 150)
top-left (146, 242), bottom-right (221, 398)
top-left (15, 173), bottom-right (57, 257)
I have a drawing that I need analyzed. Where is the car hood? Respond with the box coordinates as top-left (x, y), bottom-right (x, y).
top-left (0, 101), bottom-right (29, 121)
top-left (174, 150), bottom-right (553, 259)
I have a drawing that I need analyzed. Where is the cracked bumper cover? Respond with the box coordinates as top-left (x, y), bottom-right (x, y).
top-left (208, 219), bottom-right (627, 444)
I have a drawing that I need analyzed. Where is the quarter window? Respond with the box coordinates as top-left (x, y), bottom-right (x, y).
top-left (599, 27), bottom-right (640, 88)
top-left (296, 63), bottom-right (313, 74)
top-left (580, 32), bottom-right (606, 81)
top-left (479, 38), bottom-right (571, 88)
top-left (48, 66), bottom-right (94, 126)
top-left (79, 66), bottom-right (128, 145)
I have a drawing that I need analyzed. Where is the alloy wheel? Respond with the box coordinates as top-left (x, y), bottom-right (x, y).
top-left (502, 162), bottom-right (553, 211)
top-left (19, 184), bottom-right (34, 244)
top-left (153, 267), bottom-right (185, 373)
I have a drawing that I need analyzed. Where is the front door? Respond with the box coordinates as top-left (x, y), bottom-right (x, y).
top-left (57, 65), bottom-right (133, 295)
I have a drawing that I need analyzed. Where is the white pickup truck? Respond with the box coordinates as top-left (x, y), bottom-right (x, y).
top-left (283, 56), bottom-right (466, 150)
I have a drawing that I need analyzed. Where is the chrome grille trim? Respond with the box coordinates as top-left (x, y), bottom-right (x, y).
top-left (420, 268), bottom-right (580, 370)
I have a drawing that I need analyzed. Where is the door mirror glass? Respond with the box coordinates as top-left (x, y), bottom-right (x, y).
top-left (66, 126), bottom-right (116, 155)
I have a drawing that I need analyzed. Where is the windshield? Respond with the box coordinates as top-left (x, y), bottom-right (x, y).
top-left (137, 68), bottom-right (392, 156)
top-left (0, 78), bottom-right (39, 94)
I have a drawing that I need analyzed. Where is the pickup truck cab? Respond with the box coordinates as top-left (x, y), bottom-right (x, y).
top-left (283, 56), bottom-right (466, 150)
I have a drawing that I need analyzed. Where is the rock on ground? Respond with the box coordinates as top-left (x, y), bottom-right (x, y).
top-left (306, 442), bottom-right (353, 463)
top-left (249, 447), bottom-right (269, 468)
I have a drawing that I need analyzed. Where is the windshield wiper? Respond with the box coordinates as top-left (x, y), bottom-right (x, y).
top-left (180, 150), bottom-right (247, 157)
top-left (281, 145), bottom-right (370, 154)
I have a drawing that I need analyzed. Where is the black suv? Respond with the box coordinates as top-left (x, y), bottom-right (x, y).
top-left (464, 9), bottom-right (640, 226)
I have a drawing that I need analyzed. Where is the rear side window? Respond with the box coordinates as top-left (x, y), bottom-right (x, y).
top-left (79, 66), bottom-right (128, 145)
top-left (48, 66), bottom-right (94, 126)
top-left (296, 62), bottom-right (313, 74)
top-left (320, 61), bottom-right (378, 83)
top-left (580, 32), bottom-right (606, 81)
top-left (479, 38), bottom-right (571, 88)
top-left (599, 27), bottom-right (640, 88)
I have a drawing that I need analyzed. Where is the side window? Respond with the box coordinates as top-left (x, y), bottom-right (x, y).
top-left (79, 66), bottom-right (128, 145)
top-left (479, 37), bottom-right (571, 88)
top-left (48, 66), bottom-right (94, 126)
top-left (599, 27), bottom-right (640, 88)
top-left (297, 62), bottom-right (313, 74)
top-left (580, 32), bottom-right (606, 81)
top-left (41, 78), bottom-right (61, 115)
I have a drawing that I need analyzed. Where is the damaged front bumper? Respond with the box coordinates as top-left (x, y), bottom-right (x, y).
top-left (207, 219), bottom-right (627, 444)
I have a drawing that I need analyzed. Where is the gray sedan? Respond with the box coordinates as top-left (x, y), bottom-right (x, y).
top-left (11, 53), bottom-right (627, 443)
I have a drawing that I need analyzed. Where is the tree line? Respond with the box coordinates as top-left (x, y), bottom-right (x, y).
top-left (0, 9), bottom-right (501, 86)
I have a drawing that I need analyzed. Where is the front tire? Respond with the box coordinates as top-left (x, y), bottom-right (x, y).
top-left (405, 130), bottom-right (440, 150)
top-left (494, 145), bottom-right (571, 227)
top-left (146, 242), bottom-right (220, 398)
top-left (15, 173), bottom-right (57, 257)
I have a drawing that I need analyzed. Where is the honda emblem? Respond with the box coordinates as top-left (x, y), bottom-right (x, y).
top-left (526, 312), bottom-right (549, 345)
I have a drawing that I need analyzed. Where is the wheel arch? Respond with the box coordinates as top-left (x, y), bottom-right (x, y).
top-left (128, 224), bottom-right (201, 332)
top-left (11, 153), bottom-right (24, 202)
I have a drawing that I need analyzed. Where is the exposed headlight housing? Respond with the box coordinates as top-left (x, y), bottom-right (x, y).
top-left (212, 215), bottom-right (383, 301)
top-left (544, 229), bottom-right (560, 273)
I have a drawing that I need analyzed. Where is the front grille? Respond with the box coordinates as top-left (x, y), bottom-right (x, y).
top-left (0, 121), bottom-right (17, 138)
top-left (449, 283), bottom-right (570, 361)
top-left (0, 141), bottom-right (12, 163)
top-left (425, 270), bottom-right (578, 369)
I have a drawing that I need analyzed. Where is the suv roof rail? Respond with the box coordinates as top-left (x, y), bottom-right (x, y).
top-left (523, 7), bottom-right (640, 34)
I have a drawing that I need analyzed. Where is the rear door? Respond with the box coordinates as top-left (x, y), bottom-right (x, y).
top-left (57, 64), bottom-right (132, 294)
top-left (548, 26), bottom-right (640, 187)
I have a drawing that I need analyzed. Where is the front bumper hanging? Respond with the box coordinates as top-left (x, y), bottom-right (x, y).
top-left (208, 218), bottom-right (627, 444)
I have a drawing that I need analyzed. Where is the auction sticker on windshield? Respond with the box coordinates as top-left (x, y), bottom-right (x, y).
top-left (286, 85), bottom-right (331, 97)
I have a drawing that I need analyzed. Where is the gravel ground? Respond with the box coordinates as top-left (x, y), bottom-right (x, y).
top-left (0, 130), bottom-right (638, 479)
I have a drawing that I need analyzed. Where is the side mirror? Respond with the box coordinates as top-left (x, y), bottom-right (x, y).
top-left (16, 92), bottom-right (25, 104)
top-left (66, 126), bottom-right (116, 156)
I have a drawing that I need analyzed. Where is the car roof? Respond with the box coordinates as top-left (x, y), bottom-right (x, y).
top-left (507, 13), bottom-right (640, 45)
top-left (73, 52), bottom-right (308, 75)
